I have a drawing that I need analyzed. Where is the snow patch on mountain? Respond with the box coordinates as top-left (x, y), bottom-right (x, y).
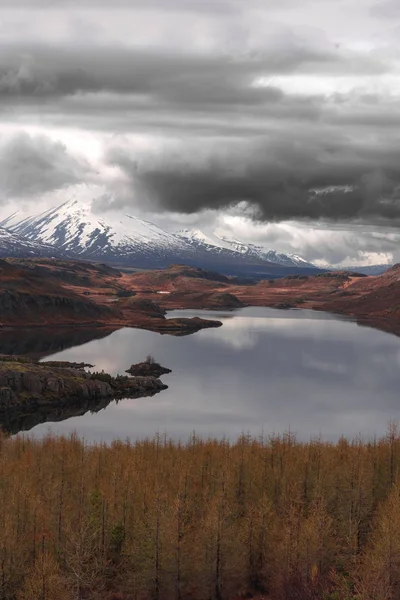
top-left (0, 226), bottom-right (67, 258)
top-left (176, 229), bottom-right (317, 269)
top-left (2, 200), bottom-right (320, 272)
top-left (2, 200), bottom-right (193, 265)
top-left (176, 229), bottom-right (236, 253)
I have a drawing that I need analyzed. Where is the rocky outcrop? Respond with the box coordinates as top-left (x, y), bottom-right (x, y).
top-left (126, 361), bottom-right (172, 377)
top-left (0, 357), bottom-right (168, 413)
top-left (206, 292), bottom-right (244, 309)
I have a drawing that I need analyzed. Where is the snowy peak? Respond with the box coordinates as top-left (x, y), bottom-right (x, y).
top-left (1, 202), bottom-right (319, 273)
top-left (177, 229), bottom-right (217, 246)
top-left (219, 236), bottom-right (316, 268)
top-left (176, 229), bottom-right (316, 269)
top-left (176, 229), bottom-right (235, 253)
top-left (0, 226), bottom-right (69, 259)
top-left (2, 199), bottom-right (192, 266)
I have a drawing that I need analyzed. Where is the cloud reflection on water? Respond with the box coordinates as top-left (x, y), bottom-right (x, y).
top-left (23, 307), bottom-right (400, 443)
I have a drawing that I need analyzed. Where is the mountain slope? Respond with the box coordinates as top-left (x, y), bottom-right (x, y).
top-left (176, 229), bottom-right (317, 269)
top-left (0, 227), bottom-right (68, 259)
top-left (2, 200), bottom-right (196, 267)
top-left (1, 201), bottom-right (282, 273)
top-left (2, 202), bottom-right (321, 275)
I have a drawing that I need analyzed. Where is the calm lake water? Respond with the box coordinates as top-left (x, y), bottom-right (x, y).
top-left (4, 307), bottom-right (400, 442)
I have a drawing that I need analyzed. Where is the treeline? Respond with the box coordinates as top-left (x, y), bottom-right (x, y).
top-left (2, 427), bottom-right (400, 600)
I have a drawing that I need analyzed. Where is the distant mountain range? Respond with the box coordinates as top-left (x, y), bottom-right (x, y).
top-left (0, 200), bottom-right (321, 276)
top-left (176, 229), bottom-right (316, 269)
top-left (0, 199), bottom-right (392, 277)
top-left (341, 264), bottom-right (392, 276)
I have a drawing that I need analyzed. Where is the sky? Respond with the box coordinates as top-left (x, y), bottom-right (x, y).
top-left (1, 0), bottom-right (400, 266)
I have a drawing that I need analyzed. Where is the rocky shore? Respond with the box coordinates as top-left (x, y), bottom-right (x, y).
top-left (0, 356), bottom-right (169, 415)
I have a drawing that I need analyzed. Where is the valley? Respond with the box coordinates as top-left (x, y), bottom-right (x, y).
top-left (0, 257), bottom-right (399, 339)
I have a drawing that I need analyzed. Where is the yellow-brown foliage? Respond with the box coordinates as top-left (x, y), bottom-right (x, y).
top-left (1, 427), bottom-right (400, 599)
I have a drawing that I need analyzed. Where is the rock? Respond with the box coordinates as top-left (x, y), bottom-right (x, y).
top-left (0, 387), bottom-right (15, 407)
top-left (22, 372), bottom-right (42, 394)
top-left (126, 361), bottom-right (172, 378)
top-left (9, 372), bottom-right (23, 392)
top-left (46, 378), bottom-right (61, 393)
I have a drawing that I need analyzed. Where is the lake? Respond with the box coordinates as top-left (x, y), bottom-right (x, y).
top-left (3, 307), bottom-right (400, 442)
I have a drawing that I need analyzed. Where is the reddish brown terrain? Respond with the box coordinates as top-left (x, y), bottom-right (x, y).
top-left (2, 258), bottom-right (400, 337)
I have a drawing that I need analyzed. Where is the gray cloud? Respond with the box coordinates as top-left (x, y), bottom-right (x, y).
top-left (104, 132), bottom-right (400, 224)
top-left (0, 133), bottom-right (92, 198)
top-left (220, 221), bottom-right (399, 265)
top-left (0, 0), bottom-right (399, 265)
top-left (370, 0), bottom-right (400, 18)
top-left (299, 229), bottom-right (400, 265)
top-left (0, 42), bottom-right (385, 103)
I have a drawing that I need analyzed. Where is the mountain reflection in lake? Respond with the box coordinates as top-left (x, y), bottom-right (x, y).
top-left (4, 307), bottom-right (400, 442)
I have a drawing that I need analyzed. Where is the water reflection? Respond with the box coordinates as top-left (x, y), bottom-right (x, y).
top-left (0, 327), bottom-right (118, 359)
top-left (0, 395), bottom-right (118, 436)
top-left (5, 307), bottom-right (400, 442)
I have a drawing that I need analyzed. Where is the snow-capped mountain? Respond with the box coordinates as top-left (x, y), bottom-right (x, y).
top-left (176, 229), bottom-right (317, 269)
top-left (0, 226), bottom-right (68, 259)
top-left (1, 200), bottom-right (196, 267)
top-left (1, 201), bottom-right (322, 275)
top-left (176, 229), bottom-right (234, 253)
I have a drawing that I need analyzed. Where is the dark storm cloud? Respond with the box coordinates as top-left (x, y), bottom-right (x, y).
top-left (0, 133), bottom-right (92, 198)
top-left (0, 44), bottom-right (389, 102)
top-left (105, 134), bottom-right (400, 224)
top-left (0, 43), bottom-right (398, 226)
top-left (0, 0), bottom-right (399, 242)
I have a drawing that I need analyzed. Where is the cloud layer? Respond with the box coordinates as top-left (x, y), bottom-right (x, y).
top-left (105, 134), bottom-right (400, 224)
top-left (0, 0), bottom-right (399, 264)
top-left (0, 133), bottom-right (91, 199)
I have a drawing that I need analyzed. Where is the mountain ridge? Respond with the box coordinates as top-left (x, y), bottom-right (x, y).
top-left (0, 200), bottom-right (389, 277)
top-left (1, 200), bottom-right (320, 275)
top-left (176, 228), bottom-right (317, 269)
top-left (0, 225), bottom-right (70, 259)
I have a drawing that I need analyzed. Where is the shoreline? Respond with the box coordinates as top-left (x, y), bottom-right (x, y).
top-left (0, 259), bottom-right (399, 339)
top-left (0, 356), bottom-right (171, 435)
top-left (0, 301), bottom-right (398, 340)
